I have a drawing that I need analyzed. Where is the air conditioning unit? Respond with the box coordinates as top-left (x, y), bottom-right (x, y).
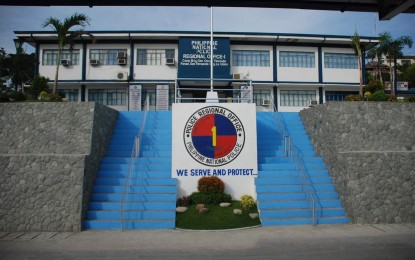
top-left (117, 58), bottom-right (127, 65)
top-left (61, 59), bottom-right (71, 66)
top-left (90, 59), bottom-right (100, 66)
top-left (166, 58), bottom-right (175, 65)
top-left (233, 73), bottom-right (241, 80)
top-left (262, 99), bottom-right (270, 106)
top-left (308, 100), bottom-right (318, 107)
top-left (116, 72), bottom-right (128, 80)
top-left (117, 51), bottom-right (127, 59)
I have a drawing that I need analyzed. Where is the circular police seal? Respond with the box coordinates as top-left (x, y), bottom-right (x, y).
top-left (183, 106), bottom-right (245, 167)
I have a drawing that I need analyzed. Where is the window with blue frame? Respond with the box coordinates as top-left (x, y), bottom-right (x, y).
top-left (88, 89), bottom-right (126, 106)
top-left (279, 51), bottom-right (315, 68)
top-left (89, 49), bottom-right (127, 65)
top-left (253, 89), bottom-right (271, 106)
top-left (42, 49), bottom-right (80, 65)
top-left (58, 89), bottom-right (79, 102)
top-left (324, 53), bottom-right (358, 69)
top-left (232, 50), bottom-right (270, 67)
top-left (137, 49), bottom-right (175, 65)
top-left (325, 91), bottom-right (359, 101)
top-left (280, 90), bottom-right (316, 107)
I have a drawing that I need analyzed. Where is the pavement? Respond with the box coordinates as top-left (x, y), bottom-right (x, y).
top-left (1, 224), bottom-right (415, 260)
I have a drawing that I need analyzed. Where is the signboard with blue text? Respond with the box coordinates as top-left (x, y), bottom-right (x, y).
top-left (172, 103), bottom-right (258, 199)
top-left (178, 37), bottom-right (231, 79)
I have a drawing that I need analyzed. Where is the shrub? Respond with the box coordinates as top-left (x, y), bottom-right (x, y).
top-left (386, 94), bottom-right (397, 102)
top-left (29, 75), bottom-right (49, 99)
top-left (38, 91), bottom-right (49, 101)
top-left (408, 96), bottom-right (415, 102)
top-left (197, 176), bottom-right (225, 194)
top-left (240, 195), bottom-right (256, 210)
top-left (345, 94), bottom-right (363, 101)
top-left (363, 80), bottom-right (384, 93)
top-left (176, 196), bottom-right (191, 207)
top-left (369, 90), bottom-right (388, 101)
top-left (8, 91), bottom-right (26, 101)
top-left (48, 93), bottom-right (63, 102)
top-left (189, 192), bottom-right (232, 205)
top-left (0, 93), bottom-right (9, 102)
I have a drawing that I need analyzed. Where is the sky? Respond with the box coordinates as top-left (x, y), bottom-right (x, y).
top-left (0, 6), bottom-right (414, 55)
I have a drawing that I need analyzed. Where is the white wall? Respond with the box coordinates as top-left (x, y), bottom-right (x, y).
top-left (134, 44), bottom-right (178, 80)
top-left (277, 46), bottom-right (318, 83)
top-left (39, 44), bottom-right (83, 80)
top-left (322, 48), bottom-right (359, 83)
top-left (231, 45), bottom-right (273, 81)
top-left (85, 43), bottom-right (130, 81)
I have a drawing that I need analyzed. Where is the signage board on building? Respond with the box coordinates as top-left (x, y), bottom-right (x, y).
top-left (240, 84), bottom-right (253, 103)
top-left (178, 37), bottom-right (231, 79)
top-left (156, 85), bottom-right (169, 111)
top-left (172, 103), bottom-right (258, 199)
top-left (128, 85), bottom-right (142, 111)
top-left (385, 81), bottom-right (409, 91)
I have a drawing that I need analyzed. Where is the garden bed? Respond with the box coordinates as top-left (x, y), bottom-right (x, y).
top-left (176, 201), bottom-right (261, 230)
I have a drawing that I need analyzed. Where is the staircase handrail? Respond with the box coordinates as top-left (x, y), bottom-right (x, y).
top-left (271, 100), bottom-right (317, 226)
top-left (121, 94), bottom-right (150, 231)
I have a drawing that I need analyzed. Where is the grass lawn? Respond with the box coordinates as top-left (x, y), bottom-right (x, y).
top-left (176, 201), bottom-right (261, 230)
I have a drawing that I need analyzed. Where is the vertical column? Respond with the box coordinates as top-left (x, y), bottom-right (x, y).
top-left (362, 48), bottom-right (366, 85)
top-left (319, 87), bottom-right (323, 104)
top-left (81, 85), bottom-right (86, 102)
top-left (130, 41), bottom-right (134, 81)
top-left (318, 47), bottom-right (323, 83)
top-left (273, 85), bottom-right (278, 111)
top-left (35, 43), bottom-right (40, 75)
top-left (273, 44), bottom-right (277, 83)
top-left (82, 42), bottom-right (87, 81)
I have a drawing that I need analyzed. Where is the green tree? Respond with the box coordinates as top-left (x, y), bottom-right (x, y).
top-left (402, 64), bottom-right (415, 88)
top-left (366, 45), bottom-right (385, 85)
top-left (43, 13), bottom-right (91, 94)
top-left (378, 32), bottom-right (413, 95)
top-left (0, 47), bottom-right (35, 92)
top-left (352, 32), bottom-right (363, 96)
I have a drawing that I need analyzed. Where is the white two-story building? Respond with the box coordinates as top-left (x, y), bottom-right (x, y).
top-left (15, 31), bottom-right (378, 112)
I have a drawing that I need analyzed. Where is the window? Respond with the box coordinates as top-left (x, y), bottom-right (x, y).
top-left (137, 49), bottom-right (175, 65)
top-left (279, 51), bottom-right (315, 68)
top-left (42, 49), bottom-right (80, 65)
top-left (325, 91), bottom-right (358, 101)
top-left (280, 90), bottom-right (316, 107)
top-left (324, 53), bottom-right (358, 69)
top-left (253, 89), bottom-right (271, 106)
top-left (89, 49), bottom-right (127, 65)
top-left (232, 50), bottom-right (270, 67)
top-left (142, 89), bottom-right (156, 108)
top-left (88, 89), bottom-right (127, 106)
top-left (58, 89), bottom-right (79, 102)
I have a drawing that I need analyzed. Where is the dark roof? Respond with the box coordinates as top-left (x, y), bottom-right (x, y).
top-left (1, 0), bottom-right (414, 20)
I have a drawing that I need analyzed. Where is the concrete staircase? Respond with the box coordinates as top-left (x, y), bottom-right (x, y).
top-left (256, 112), bottom-right (348, 225)
top-left (84, 111), bottom-right (176, 229)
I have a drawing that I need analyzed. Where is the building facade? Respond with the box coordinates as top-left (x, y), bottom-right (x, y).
top-left (15, 31), bottom-right (378, 112)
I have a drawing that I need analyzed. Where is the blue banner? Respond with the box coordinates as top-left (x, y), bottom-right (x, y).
top-left (178, 37), bottom-right (231, 79)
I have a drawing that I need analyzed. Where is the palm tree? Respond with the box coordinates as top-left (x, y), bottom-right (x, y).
top-left (377, 32), bottom-right (413, 96)
top-left (352, 32), bottom-right (363, 96)
top-left (43, 13), bottom-right (91, 94)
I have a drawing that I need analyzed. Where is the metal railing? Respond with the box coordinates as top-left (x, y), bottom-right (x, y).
top-left (271, 98), bottom-right (318, 226)
top-left (175, 84), bottom-right (253, 104)
top-left (121, 94), bottom-right (150, 231)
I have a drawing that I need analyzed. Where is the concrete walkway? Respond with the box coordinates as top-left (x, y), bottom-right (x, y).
top-left (1, 224), bottom-right (415, 259)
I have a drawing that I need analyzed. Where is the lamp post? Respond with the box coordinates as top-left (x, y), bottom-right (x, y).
top-left (12, 38), bottom-right (24, 91)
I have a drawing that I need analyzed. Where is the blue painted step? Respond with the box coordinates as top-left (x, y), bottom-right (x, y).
top-left (256, 112), bottom-right (348, 226)
top-left (85, 111), bottom-right (176, 230)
